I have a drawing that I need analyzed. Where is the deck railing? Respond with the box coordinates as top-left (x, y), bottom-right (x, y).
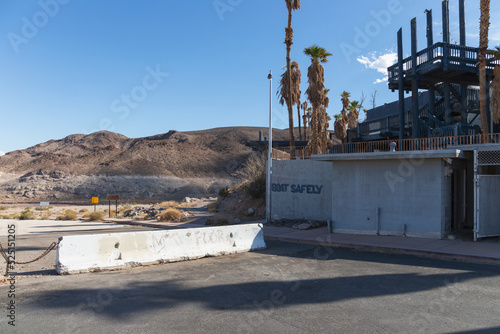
top-left (388, 42), bottom-right (500, 83)
top-left (329, 133), bottom-right (500, 154)
top-left (270, 134), bottom-right (500, 160)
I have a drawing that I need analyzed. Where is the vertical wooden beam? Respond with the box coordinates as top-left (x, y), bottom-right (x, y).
top-left (398, 28), bottom-right (405, 140)
top-left (411, 18), bottom-right (420, 139)
top-left (461, 85), bottom-right (468, 125)
top-left (426, 8), bottom-right (437, 129)
top-left (442, 0), bottom-right (450, 71)
top-left (459, 0), bottom-right (466, 46)
top-left (459, 0), bottom-right (468, 124)
top-left (429, 86), bottom-right (436, 127)
top-left (442, 1), bottom-right (451, 126)
top-left (426, 9), bottom-right (433, 47)
top-left (426, 9), bottom-right (434, 65)
top-left (445, 82), bottom-right (452, 125)
top-left (442, 1), bottom-right (450, 43)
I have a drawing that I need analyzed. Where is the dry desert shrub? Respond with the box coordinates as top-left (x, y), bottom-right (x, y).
top-left (179, 202), bottom-right (197, 208)
top-left (83, 211), bottom-right (106, 221)
top-left (57, 209), bottom-right (77, 221)
top-left (207, 201), bottom-right (218, 213)
top-left (235, 153), bottom-right (266, 199)
top-left (160, 201), bottom-right (180, 208)
top-left (19, 209), bottom-right (35, 220)
top-left (205, 214), bottom-right (232, 226)
top-left (159, 208), bottom-right (183, 222)
top-left (79, 209), bottom-right (89, 213)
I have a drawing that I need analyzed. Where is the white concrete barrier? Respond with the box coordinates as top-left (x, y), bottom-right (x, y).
top-left (56, 223), bottom-right (266, 275)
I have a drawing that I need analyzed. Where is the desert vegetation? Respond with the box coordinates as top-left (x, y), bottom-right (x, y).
top-left (57, 209), bottom-right (78, 221)
top-left (159, 208), bottom-right (183, 222)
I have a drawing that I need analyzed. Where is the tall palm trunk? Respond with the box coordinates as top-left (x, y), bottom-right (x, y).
top-left (479, 0), bottom-right (491, 135)
top-left (285, 9), bottom-right (295, 158)
top-left (297, 103), bottom-right (302, 141)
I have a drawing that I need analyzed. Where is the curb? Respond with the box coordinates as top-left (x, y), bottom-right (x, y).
top-left (264, 235), bottom-right (500, 266)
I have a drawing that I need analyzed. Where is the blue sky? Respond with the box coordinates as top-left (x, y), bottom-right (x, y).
top-left (1, 0), bottom-right (499, 154)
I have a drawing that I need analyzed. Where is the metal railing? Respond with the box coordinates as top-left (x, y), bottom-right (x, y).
top-left (329, 133), bottom-right (500, 154)
top-left (388, 42), bottom-right (500, 83)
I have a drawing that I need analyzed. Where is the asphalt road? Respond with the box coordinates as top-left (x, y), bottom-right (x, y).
top-left (1, 234), bottom-right (500, 334)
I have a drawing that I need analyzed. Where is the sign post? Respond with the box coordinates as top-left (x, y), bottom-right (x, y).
top-left (106, 195), bottom-right (119, 218)
top-left (91, 197), bottom-right (99, 212)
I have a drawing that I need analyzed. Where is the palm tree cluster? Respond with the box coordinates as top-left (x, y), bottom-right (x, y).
top-left (278, 1), bottom-right (336, 156)
top-left (333, 91), bottom-right (363, 143)
top-left (334, 91), bottom-right (349, 142)
top-left (283, 0), bottom-right (301, 157)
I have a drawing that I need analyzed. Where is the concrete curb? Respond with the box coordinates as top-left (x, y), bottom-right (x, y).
top-left (264, 235), bottom-right (500, 266)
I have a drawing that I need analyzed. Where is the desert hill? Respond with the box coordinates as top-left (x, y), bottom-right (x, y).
top-left (0, 127), bottom-right (292, 201)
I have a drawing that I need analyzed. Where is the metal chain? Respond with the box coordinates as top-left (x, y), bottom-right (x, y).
top-left (0, 241), bottom-right (57, 276)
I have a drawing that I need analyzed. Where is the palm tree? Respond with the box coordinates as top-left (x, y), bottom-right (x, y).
top-left (301, 101), bottom-right (309, 140)
top-left (295, 64), bottom-right (302, 141)
top-left (340, 91), bottom-right (351, 111)
top-left (278, 62), bottom-right (302, 140)
top-left (335, 91), bottom-right (350, 142)
top-left (479, 0), bottom-right (491, 134)
top-left (490, 46), bottom-right (500, 124)
top-left (334, 114), bottom-right (347, 142)
top-left (347, 100), bottom-right (362, 129)
top-left (284, 0), bottom-right (301, 157)
top-left (304, 45), bottom-right (332, 154)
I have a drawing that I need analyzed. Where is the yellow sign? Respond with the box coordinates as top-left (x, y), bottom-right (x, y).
top-left (92, 197), bottom-right (99, 204)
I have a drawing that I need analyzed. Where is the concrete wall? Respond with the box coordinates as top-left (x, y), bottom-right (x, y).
top-left (56, 224), bottom-right (266, 274)
top-left (331, 158), bottom-right (446, 238)
top-left (270, 160), bottom-right (332, 221)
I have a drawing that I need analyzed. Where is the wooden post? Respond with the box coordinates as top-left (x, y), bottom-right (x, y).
top-left (426, 9), bottom-right (433, 47)
top-left (459, 0), bottom-right (468, 125)
top-left (411, 18), bottom-right (420, 139)
top-left (429, 86), bottom-right (436, 127)
top-left (459, 0), bottom-right (466, 47)
top-left (442, 0), bottom-right (450, 71)
top-left (444, 82), bottom-right (452, 125)
top-left (109, 200), bottom-right (111, 218)
top-left (398, 28), bottom-right (405, 140)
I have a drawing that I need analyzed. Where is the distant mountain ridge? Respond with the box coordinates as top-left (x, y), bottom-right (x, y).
top-left (0, 127), bottom-right (291, 201)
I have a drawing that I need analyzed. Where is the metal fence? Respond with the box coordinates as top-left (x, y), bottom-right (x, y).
top-left (329, 133), bottom-right (500, 154)
top-left (270, 133), bottom-right (500, 159)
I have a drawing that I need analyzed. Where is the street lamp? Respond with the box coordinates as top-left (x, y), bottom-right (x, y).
top-left (266, 70), bottom-right (273, 223)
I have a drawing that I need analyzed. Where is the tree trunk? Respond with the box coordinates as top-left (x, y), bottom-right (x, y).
top-left (479, 0), bottom-right (491, 136)
top-left (286, 9), bottom-right (295, 158)
top-left (297, 103), bottom-right (302, 141)
top-left (479, 59), bottom-right (490, 135)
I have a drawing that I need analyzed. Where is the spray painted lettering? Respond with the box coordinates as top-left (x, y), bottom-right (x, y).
top-left (271, 183), bottom-right (323, 195)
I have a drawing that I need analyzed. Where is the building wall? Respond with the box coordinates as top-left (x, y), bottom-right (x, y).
top-left (270, 160), bottom-right (332, 221)
top-left (331, 158), bottom-right (446, 238)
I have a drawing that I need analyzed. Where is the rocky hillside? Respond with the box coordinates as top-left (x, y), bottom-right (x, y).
top-left (0, 127), bottom-right (291, 201)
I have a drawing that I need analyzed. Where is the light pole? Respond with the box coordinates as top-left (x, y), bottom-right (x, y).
top-left (266, 70), bottom-right (273, 223)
